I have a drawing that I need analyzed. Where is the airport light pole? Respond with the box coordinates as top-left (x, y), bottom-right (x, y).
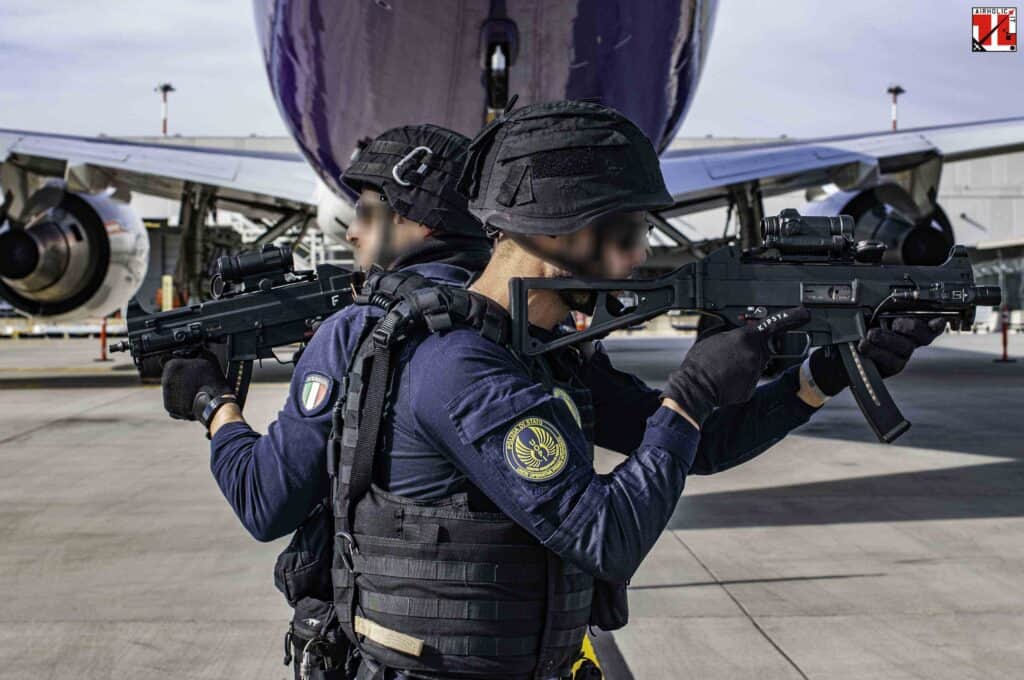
top-left (887, 84), bottom-right (905, 131)
top-left (155, 83), bottom-right (176, 136)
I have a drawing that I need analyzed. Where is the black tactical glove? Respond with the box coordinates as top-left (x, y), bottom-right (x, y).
top-left (161, 350), bottom-right (235, 425)
top-left (807, 317), bottom-right (947, 397)
top-left (663, 307), bottom-right (811, 426)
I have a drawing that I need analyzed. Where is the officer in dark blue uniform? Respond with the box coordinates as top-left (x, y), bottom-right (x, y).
top-left (159, 124), bottom-right (491, 679)
top-left (324, 101), bottom-right (946, 680)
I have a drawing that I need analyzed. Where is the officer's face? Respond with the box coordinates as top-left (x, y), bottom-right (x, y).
top-left (541, 211), bottom-right (650, 279)
top-left (589, 211), bottom-right (652, 278)
top-left (348, 188), bottom-right (431, 269)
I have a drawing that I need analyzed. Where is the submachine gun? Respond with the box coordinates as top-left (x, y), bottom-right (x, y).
top-left (110, 244), bottom-right (359, 406)
top-left (508, 209), bottom-right (1002, 443)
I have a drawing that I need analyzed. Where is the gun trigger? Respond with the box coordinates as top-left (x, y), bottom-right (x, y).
top-left (768, 331), bottom-right (811, 359)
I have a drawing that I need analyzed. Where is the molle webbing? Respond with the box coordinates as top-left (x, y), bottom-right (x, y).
top-left (328, 270), bottom-right (591, 678)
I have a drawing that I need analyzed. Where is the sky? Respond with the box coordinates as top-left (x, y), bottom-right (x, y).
top-left (679, 0), bottom-right (1024, 138)
top-left (0, 0), bottom-right (1021, 140)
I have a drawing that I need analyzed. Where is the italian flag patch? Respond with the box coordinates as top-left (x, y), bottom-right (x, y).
top-left (300, 372), bottom-right (333, 415)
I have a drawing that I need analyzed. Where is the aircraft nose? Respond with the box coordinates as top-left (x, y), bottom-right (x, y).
top-left (0, 229), bottom-right (39, 280)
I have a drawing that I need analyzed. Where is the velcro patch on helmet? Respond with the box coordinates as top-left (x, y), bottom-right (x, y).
top-left (496, 164), bottom-right (534, 207)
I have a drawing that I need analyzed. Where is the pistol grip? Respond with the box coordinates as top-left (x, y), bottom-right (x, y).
top-left (836, 342), bottom-right (910, 443)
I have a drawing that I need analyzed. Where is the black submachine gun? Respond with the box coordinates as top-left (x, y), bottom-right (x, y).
top-left (110, 244), bottom-right (359, 406)
top-left (509, 209), bottom-right (1001, 443)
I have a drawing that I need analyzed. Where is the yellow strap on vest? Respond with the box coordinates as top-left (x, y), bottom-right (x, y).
top-left (354, 615), bottom-right (424, 657)
top-left (571, 634), bottom-right (603, 678)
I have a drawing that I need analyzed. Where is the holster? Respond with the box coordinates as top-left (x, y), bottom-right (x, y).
top-left (275, 502), bottom-right (334, 606)
top-left (285, 598), bottom-right (351, 678)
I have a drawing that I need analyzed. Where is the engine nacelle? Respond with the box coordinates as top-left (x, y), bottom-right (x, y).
top-left (0, 182), bottom-right (149, 321)
top-left (314, 179), bottom-right (355, 245)
top-left (801, 184), bottom-right (955, 266)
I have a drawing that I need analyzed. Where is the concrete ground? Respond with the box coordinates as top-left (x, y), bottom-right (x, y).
top-left (0, 332), bottom-right (1021, 679)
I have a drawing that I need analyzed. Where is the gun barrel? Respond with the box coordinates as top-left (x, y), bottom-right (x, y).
top-left (975, 286), bottom-right (1003, 307)
top-left (891, 284), bottom-right (1002, 307)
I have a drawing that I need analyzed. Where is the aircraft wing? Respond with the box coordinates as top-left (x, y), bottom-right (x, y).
top-left (969, 237), bottom-right (1024, 261)
top-left (0, 128), bottom-right (319, 218)
top-left (659, 116), bottom-right (1024, 215)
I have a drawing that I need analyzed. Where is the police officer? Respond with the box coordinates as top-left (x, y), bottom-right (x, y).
top-left (323, 101), bottom-right (945, 680)
top-left (160, 124), bottom-right (491, 679)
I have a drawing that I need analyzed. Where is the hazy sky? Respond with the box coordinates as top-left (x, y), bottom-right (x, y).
top-left (0, 0), bottom-right (1021, 140)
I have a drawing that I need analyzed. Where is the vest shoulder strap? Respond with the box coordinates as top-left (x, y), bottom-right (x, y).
top-left (333, 275), bottom-right (514, 525)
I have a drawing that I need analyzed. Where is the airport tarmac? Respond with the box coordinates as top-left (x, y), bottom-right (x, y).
top-left (0, 332), bottom-right (1021, 679)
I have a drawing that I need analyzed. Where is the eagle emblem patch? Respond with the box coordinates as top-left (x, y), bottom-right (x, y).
top-left (503, 417), bottom-right (568, 482)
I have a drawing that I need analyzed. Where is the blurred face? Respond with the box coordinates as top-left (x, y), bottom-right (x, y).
top-left (347, 188), bottom-right (431, 269)
top-left (517, 210), bottom-right (651, 280)
top-left (582, 211), bottom-right (652, 278)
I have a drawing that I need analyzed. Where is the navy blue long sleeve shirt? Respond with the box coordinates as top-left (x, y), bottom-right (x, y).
top-left (211, 281), bottom-right (820, 580)
top-left (209, 263), bottom-right (471, 541)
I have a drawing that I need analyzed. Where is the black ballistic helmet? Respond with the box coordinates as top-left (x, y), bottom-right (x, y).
top-left (457, 100), bottom-right (674, 236)
top-left (342, 124), bottom-right (484, 239)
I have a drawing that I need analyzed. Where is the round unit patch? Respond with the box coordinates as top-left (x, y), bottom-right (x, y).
top-left (503, 417), bottom-right (568, 482)
top-left (299, 372), bottom-right (334, 416)
top-left (551, 387), bottom-right (582, 428)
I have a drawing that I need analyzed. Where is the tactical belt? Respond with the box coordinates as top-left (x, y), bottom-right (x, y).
top-left (355, 619), bottom-right (587, 658)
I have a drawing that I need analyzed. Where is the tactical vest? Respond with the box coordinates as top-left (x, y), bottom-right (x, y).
top-left (327, 271), bottom-right (596, 679)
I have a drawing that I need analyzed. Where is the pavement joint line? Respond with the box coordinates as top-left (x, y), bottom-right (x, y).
top-left (0, 619), bottom-right (287, 624)
top-left (669, 531), bottom-right (811, 680)
top-left (620, 608), bottom-right (1022, 620)
top-left (0, 366), bottom-right (129, 374)
top-left (4, 609), bottom-right (1018, 625)
top-left (629, 572), bottom-right (886, 589)
top-left (0, 391), bottom-right (141, 446)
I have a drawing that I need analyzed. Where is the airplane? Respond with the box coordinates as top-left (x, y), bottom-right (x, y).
top-left (0, 132), bottom-right (325, 321)
top-left (2, 0), bottom-right (1023, 325)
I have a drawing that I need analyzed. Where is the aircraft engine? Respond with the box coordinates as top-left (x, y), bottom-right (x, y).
top-left (801, 184), bottom-right (955, 265)
top-left (0, 182), bottom-right (149, 321)
top-left (314, 179), bottom-right (355, 245)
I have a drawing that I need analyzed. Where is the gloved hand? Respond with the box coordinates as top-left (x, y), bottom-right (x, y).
top-left (663, 307), bottom-right (810, 426)
top-left (161, 350), bottom-right (233, 422)
top-left (807, 317), bottom-right (947, 397)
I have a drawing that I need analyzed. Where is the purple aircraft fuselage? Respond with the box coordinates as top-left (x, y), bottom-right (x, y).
top-left (254, 0), bottom-right (717, 197)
